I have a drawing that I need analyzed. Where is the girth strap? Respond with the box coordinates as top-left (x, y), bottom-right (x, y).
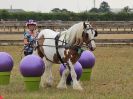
top-left (55, 34), bottom-right (65, 66)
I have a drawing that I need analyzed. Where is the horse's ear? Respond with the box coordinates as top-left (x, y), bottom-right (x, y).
top-left (83, 22), bottom-right (87, 29)
top-left (89, 21), bottom-right (93, 27)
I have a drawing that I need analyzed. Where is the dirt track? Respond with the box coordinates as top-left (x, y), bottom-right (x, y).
top-left (0, 34), bottom-right (133, 40)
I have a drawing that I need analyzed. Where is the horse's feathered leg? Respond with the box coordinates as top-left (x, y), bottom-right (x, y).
top-left (68, 60), bottom-right (83, 91)
top-left (40, 58), bottom-right (53, 87)
top-left (57, 66), bottom-right (69, 89)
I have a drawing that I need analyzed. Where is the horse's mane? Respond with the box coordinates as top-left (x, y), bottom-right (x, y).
top-left (38, 22), bottom-right (86, 46)
top-left (60, 22), bottom-right (84, 45)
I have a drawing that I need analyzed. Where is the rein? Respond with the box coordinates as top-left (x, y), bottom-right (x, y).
top-left (35, 37), bottom-right (87, 49)
top-left (35, 37), bottom-right (67, 44)
top-left (34, 37), bottom-right (68, 48)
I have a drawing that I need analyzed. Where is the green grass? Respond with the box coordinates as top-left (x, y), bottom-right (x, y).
top-left (0, 46), bottom-right (133, 99)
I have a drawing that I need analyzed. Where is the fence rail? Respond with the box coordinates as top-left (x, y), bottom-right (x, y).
top-left (0, 21), bottom-right (133, 46)
top-left (0, 21), bottom-right (133, 34)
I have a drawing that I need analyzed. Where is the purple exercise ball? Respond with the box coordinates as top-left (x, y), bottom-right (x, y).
top-left (20, 55), bottom-right (45, 77)
top-left (60, 62), bottom-right (82, 84)
top-left (78, 50), bottom-right (95, 69)
top-left (0, 52), bottom-right (14, 72)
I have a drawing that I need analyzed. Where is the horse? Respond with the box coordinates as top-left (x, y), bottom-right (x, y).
top-left (34, 21), bottom-right (98, 90)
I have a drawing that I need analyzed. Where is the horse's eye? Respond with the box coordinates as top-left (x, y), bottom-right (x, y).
top-left (85, 33), bottom-right (88, 38)
top-left (94, 30), bottom-right (98, 37)
top-left (82, 32), bottom-right (88, 38)
top-left (86, 33), bottom-right (88, 36)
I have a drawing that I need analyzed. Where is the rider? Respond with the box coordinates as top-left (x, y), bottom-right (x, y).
top-left (23, 19), bottom-right (38, 56)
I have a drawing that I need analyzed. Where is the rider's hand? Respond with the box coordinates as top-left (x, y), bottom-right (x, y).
top-left (24, 38), bottom-right (29, 45)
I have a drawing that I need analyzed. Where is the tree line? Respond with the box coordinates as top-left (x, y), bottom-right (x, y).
top-left (0, 1), bottom-right (133, 21)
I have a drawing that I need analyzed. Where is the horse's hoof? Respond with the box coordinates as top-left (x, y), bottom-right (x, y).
top-left (73, 86), bottom-right (83, 91)
top-left (57, 84), bottom-right (67, 89)
top-left (73, 82), bottom-right (83, 91)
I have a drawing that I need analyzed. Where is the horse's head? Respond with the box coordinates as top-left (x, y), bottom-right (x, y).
top-left (82, 22), bottom-right (98, 51)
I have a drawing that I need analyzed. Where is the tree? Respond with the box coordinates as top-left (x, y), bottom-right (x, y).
top-left (121, 6), bottom-right (131, 13)
top-left (61, 9), bottom-right (69, 13)
top-left (51, 8), bottom-right (61, 13)
top-left (99, 1), bottom-right (110, 13)
top-left (89, 8), bottom-right (99, 13)
top-left (0, 10), bottom-right (10, 20)
top-left (51, 8), bottom-right (71, 13)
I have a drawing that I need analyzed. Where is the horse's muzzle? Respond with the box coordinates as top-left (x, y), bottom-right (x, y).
top-left (89, 47), bottom-right (95, 51)
top-left (88, 42), bottom-right (96, 51)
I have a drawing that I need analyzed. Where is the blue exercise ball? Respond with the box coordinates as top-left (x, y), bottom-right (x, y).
top-left (20, 55), bottom-right (45, 77)
top-left (0, 52), bottom-right (14, 72)
top-left (78, 50), bottom-right (95, 69)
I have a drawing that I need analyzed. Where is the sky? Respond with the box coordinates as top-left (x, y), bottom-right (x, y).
top-left (0, 0), bottom-right (132, 12)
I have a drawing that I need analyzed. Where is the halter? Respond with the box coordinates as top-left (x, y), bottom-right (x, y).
top-left (83, 25), bottom-right (95, 44)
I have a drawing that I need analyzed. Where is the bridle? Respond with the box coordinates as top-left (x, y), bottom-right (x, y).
top-left (82, 25), bottom-right (96, 44)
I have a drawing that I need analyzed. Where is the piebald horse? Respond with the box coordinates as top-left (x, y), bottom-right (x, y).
top-left (35, 22), bottom-right (98, 90)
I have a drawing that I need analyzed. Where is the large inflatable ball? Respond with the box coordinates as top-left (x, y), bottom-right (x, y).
top-left (0, 52), bottom-right (14, 72)
top-left (78, 50), bottom-right (95, 69)
top-left (20, 55), bottom-right (45, 77)
top-left (60, 62), bottom-right (82, 84)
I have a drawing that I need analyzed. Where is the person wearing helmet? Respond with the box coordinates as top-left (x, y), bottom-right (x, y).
top-left (23, 19), bottom-right (38, 56)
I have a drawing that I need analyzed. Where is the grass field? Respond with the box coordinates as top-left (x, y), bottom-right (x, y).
top-left (0, 46), bottom-right (133, 99)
